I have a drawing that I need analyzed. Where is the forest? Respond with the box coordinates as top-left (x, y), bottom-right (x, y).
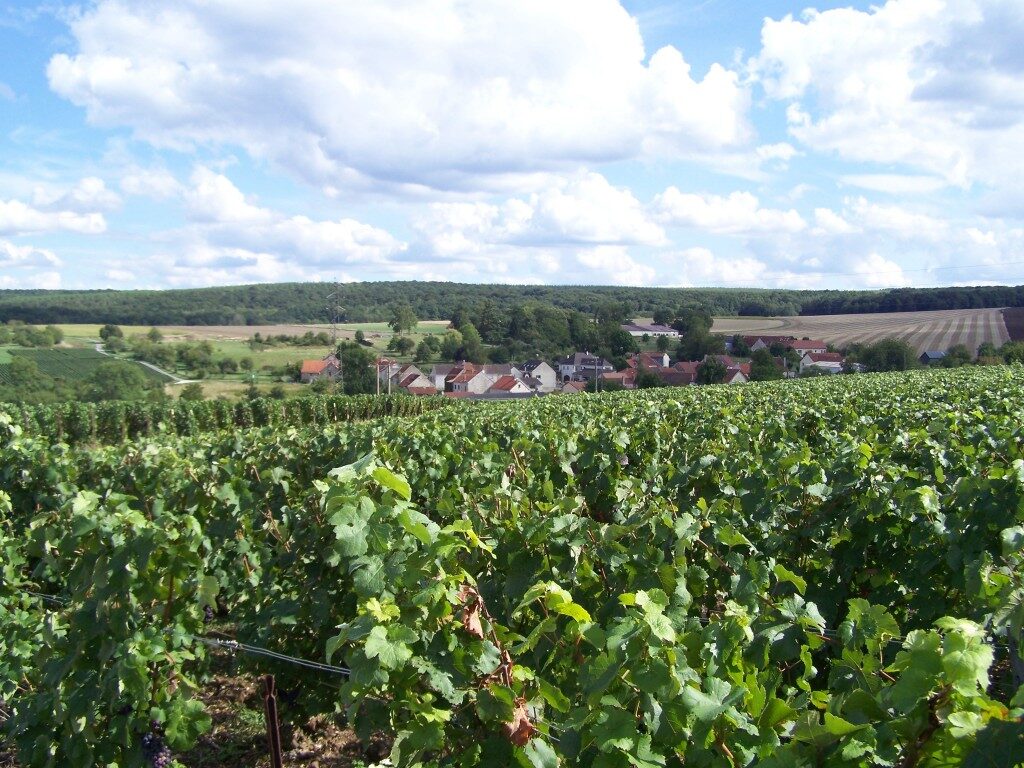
top-left (2, 282), bottom-right (1024, 325)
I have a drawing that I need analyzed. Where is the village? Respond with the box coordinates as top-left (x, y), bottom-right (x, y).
top-left (298, 326), bottom-right (859, 399)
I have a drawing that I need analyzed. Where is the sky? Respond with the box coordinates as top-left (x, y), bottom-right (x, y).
top-left (1, 0), bottom-right (1023, 292)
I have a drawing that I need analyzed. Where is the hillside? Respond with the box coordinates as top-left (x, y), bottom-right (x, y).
top-left (3, 281), bottom-right (1024, 325)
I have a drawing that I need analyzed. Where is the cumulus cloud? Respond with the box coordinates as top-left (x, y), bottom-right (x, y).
top-left (575, 246), bottom-right (656, 286)
top-left (32, 176), bottom-right (121, 212)
top-left (753, 0), bottom-right (1024, 188)
top-left (663, 247), bottom-right (772, 287)
top-left (653, 189), bottom-right (806, 235)
top-left (0, 240), bottom-right (62, 288)
top-left (0, 198), bottom-right (106, 236)
top-left (182, 168), bottom-right (406, 268)
top-left (120, 166), bottom-right (183, 199)
top-left (417, 172), bottom-right (664, 255)
top-left (850, 253), bottom-right (911, 288)
top-left (48, 0), bottom-right (752, 192)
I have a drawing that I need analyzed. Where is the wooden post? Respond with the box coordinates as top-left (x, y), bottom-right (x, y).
top-left (262, 674), bottom-right (285, 768)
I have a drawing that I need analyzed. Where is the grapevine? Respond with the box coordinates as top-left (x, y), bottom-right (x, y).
top-left (1, 368), bottom-right (1023, 766)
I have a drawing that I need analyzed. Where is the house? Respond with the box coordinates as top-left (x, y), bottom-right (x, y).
top-left (300, 354), bottom-right (341, 383)
top-left (397, 371), bottom-right (436, 392)
top-left (447, 364), bottom-right (494, 394)
top-left (787, 339), bottom-right (828, 355)
top-left (621, 322), bottom-right (680, 339)
top-left (520, 360), bottom-right (558, 392)
top-left (405, 386), bottom-right (440, 396)
top-left (723, 368), bottom-right (748, 384)
top-left (482, 363), bottom-right (523, 378)
top-left (746, 335), bottom-right (796, 352)
top-left (630, 351), bottom-right (671, 370)
top-left (558, 352), bottom-right (614, 382)
top-left (390, 363), bottom-right (425, 387)
top-left (560, 380), bottom-right (587, 394)
top-left (670, 361), bottom-right (701, 385)
top-left (919, 350), bottom-right (947, 365)
top-left (800, 352), bottom-right (845, 374)
top-left (658, 369), bottom-right (697, 387)
top-left (600, 370), bottom-right (637, 389)
top-left (429, 363), bottom-right (460, 390)
top-left (488, 375), bottom-right (532, 395)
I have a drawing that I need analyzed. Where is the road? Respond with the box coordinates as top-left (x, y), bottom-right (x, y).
top-left (93, 342), bottom-right (197, 384)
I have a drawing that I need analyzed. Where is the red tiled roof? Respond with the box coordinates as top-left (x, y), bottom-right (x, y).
top-left (301, 360), bottom-right (327, 374)
top-left (805, 352), bottom-right (844, 363)
top-left (399, 373), bottom-right (421, 388)
top-left (447, 364), bottom-right (480, 384)
top-left (490, 375), bottom-right (523, 392)
top-left (405, 386), bottom-right (439, 396)
top-left (674, 361), bottom-right (701, 373)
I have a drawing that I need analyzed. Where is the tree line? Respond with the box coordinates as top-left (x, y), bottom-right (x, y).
top-left (3, 281), bottom-right (1024, 325)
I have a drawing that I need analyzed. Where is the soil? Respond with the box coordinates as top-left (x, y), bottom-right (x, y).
top-left (0, 673), bottom-right (391, 768)
top-left (1001, 307), bottom-right (1024, 341)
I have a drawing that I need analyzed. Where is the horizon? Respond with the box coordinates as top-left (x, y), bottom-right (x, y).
top-left (2, 1), bottom-right (1023, 292)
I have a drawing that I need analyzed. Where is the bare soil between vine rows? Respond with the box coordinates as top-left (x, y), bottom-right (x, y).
top-left (0, 672), bottom-right (391, 768)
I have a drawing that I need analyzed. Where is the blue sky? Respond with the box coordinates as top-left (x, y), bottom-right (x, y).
top-left (2, 0), bottom-right (1023, 291)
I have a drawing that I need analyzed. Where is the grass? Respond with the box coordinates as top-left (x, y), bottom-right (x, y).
top-left (0, 346), bottom-right (13, 364)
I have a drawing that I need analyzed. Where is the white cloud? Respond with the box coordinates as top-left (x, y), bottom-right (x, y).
top-left (653, 189), bottom-right (806, 235)
top-left (850, 252), bottom-right (910, 288)
top-left (840, 174), bottom-right (948, 195)
top-left (417, 172), bottom-right (664, 256)
top-left (0, 240), bottom-right (62, 288)
top-left (48, 0), bottom-right (751, 192)
top-left (32, 176), bottom-right (121, 212)
top-left (845, 196), bottom-right (948, 239)
top-left (0, 240), bottom-right (61, 269)
top-left (813, 208), bottom-right (856, 235)
top-left (0, 82), bottom-right (14, 101)
top-left (664, 246), bottom-right (771, 287)
top-left (120, 166), bottom-right (183, 199)
top-left (181, 169), bottom-right (406, 269)
top-left (754, 0), bottom-right (1024, 188)
top-left (576, 246), bottom-right (656, 285)
top-left (0, 198), bottom-right (106, 235)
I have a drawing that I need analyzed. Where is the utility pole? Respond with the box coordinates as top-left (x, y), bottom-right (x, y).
top-left (326, 281), bottom-right (343, 392)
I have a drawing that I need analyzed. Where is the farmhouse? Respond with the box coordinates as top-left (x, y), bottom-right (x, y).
top-left (787, 339), bottom-right (828, 355)
top-left (800, 352), bottom-right (845, 374)
top-left (621, 322), bottom-right (679, 339)
top-left (488, 375), bottom-right (532, 395)
top-left (300, 354), bottom-right (341, 383)
top-left (520, 360), bottom-right (558, 392)
top-left (558, 352), bottom-right (614, 382)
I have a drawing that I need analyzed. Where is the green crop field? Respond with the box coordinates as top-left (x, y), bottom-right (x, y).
top-left (2, 367), bottom-right (1023, 767)
top-left (5, 347), bottom-right (172, 383)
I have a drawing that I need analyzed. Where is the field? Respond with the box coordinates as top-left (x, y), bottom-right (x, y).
top-left (0, 347), bottom-right (172, 384)
top-left (2, 367), bottom-right (1023, 767)
top-left (712, 307), bottom-right (1010, 353)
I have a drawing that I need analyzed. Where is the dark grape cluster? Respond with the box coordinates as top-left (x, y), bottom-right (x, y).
top-left (141, 730), bottom-right (172, 768)
top-left (203, 604), bottom-right (214, 624)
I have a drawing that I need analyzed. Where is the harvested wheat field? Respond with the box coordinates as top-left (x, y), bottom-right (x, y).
top-left (713, 307), bottom-right (1010, 354)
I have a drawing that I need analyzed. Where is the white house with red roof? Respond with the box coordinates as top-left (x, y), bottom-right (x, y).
top-left (799, 352), bottom-right (845, 374)
top-left (300, 354), bottom-right (341, 383)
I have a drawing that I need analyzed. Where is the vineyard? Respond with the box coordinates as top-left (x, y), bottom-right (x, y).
top-left (0, 347), bottom-right (171, 384)
top-left (7, 392), bottom-right (456, 446)
top-left (2, 367), bottom-right (1023, 767)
